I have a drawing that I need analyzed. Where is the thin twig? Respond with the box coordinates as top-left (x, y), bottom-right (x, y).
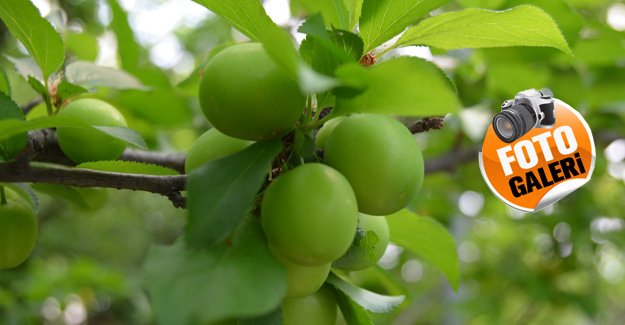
top-left (409, 116), bottom-right (445, 134)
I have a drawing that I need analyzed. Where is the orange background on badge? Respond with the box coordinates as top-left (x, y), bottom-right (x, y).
top-left (481, 101), bottom-right (594, 211)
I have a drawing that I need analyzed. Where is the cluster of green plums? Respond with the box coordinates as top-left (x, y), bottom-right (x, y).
top-left (189, 42), bottom-right (425, 323)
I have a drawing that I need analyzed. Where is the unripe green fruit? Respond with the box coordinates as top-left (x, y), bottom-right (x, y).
top-left (333, 213), bottom-right (390, 270)
top-left (270, 246), bottom-right (330, 298)
top-left (261, 163), bottom-right (358, 266)
top-left (0, 189), bottom-right (38, 269)
top-left (57, 98), bottom-right (128, 163)
top-left (282, 286), bottom-right (337, 325)
top-left (185, 128), bottom-right (253, 173)
top-left (324, 114), bottom-right (424, 215)
top-left (199, 43), bottom-right (305, 140)
top-left (315, 116), bottom-right (345, 149)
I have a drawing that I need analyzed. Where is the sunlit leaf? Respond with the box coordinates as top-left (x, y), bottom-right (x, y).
top-left (0, 0), bottom-right (65, 79)
top-left (77, 161), bottom-right (179, 176)
top-left (359, 0), bottom-right (449, 52)
top-left (335, 57), bottom-right (460, 115)
top-left (395, 5), bottom-right (572, 55)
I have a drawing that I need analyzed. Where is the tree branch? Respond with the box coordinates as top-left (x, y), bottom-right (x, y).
top-left (0, 160), bottom-right (187, 208)
top-left (424, 146), bottom-right (481, 174)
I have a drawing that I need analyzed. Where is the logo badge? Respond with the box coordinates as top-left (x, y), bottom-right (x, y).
top-left (479, 90), bottom-right (595, 212)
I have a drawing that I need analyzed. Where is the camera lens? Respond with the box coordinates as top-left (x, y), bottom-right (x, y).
top-left (492, 102), bottom-right (537, 143)
top-left (495, 117), bottom-right (514, 139)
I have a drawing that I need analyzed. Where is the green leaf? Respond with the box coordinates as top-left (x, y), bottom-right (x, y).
top-left (0, 91), bottom-right (27, 161)
top-left (31, 183), bottom-right (89, 209)
top-left (187, 140), bottom-right (283, 248)
top-left (298, 0), bottom-right (350, 30)
top-left (395, 5), bottom-right (572, 55)
top-left (77, 161), bottom-right (178, 176)
top-left (299, 15), bottom-right (364, 75)
top-left (386, 209), bottom-right (459, 290)
top-left (55, 81), bottom-right (88, 103)
top-left (65, 61), bottom-right (145, 90)
top-left (359, 0), bottom-right (449, 53)
top-left (297, 63), bottom-right (342, 94)
top-left (27, 76), bottom-right (46, 96)
top-left (326, 273), bottom-right (404, 313)
top-left (91, 126), bottom-right (147, 150)
top-left (0, 0), bottom-right (65, 79)
top-left (144, 218), bottom-right (287, 324)
top-left (344, 0), bottom-right (363, 30)
top-left (0, 68), bottom-right (10, 95)
top-left (193, 0), bottom-right (299, 78)
top-left (333, 286), bottom-right (374, 325)
top-left (335, 57), bottom-right (460, 115)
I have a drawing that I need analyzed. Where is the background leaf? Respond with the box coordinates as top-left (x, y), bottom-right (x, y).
top-left (395, 5), bottom-right (572, 54)
top-left (326, 273), bottom-right (405, 313)
top-left (5, 55), bottom-right (43, 81)
top-left (359, 0), bottom-right (449, 52)
top-left (0, 0), bottom-right (65, 79)
top-left (65, 61), bottom-right (145, 90)
top-left (31, 184), bottom-right (90, 209)
top-left (0, 91), bottom-right (27, 161)
top-left (77, 161), bottom-right (179, 176)
top-left (107, 0), bottom-right (170, 87)
top-left (186, 140), bottom-right (283, 248)
top-left (144, 218), bottom-right (287, 324)
top-left (386, 209), bottom-right (460, 290)
top-left (335, 57), bottom-right (460, 115)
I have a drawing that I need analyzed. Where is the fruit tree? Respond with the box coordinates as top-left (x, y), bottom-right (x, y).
top-left (1, 0), bottom-right (625, 324)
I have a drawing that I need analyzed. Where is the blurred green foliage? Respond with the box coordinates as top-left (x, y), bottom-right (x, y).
top-left (1, 0), bottom-right (625, 324)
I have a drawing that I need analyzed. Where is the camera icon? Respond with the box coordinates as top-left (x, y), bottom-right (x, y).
top-left (493, 89), bottom-right (556, 143)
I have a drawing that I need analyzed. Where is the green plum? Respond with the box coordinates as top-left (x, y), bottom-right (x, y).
top-left (199, 43), bottom-right (305, 140)
top-left (57, 98), bottom-right (128, 163)
top-left (324, 114), bottom-right (424, 215)
top-left (261, 163), bottom-right (358, 266)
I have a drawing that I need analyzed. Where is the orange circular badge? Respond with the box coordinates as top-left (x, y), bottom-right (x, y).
top-left (479, 98), bottom-right (595, 212)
